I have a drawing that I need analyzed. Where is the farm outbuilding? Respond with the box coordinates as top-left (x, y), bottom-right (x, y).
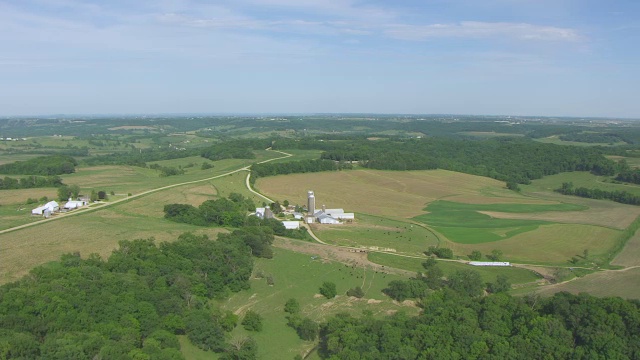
top-left (32, 201), bottom-right (60, 215)
top-left (468, 261), bottom-right (511, 267)
top-left (282, 221), bottom-right (300, 230)
top-left (64, 199), bottom-right (88, 209)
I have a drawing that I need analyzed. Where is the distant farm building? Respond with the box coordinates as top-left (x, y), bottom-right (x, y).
top-left (468, 261), bottom-right (511, 267)
top-left (254, 206), bottom-right (274, 220)
top-left (282, 221), bottom-right (300, 230)
top-left (64, 199), bottom-right (88, 210)
top-left (32, 201), bottom-right (60, 215)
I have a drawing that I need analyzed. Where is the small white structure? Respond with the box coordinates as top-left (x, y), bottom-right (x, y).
top-left (32, 201), bottom-right (59, 215)
top-left (64, 199), bottom-right (88, 210)
top-left (254, 207), bottom-right (266, 219)
top-left (468, 261), bottom-right (511, 267)
top-left (293, 212), bottom-right (304, 220)
top-left (282, 221), bottom-right (300, 230)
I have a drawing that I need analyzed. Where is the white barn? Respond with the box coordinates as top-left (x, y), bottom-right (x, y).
top-left (282, 221), bottom-right (300, 230)
top-left (64, 199), bottom-right (88, 209)
top-left (32, 201), bottom-right (60, 215)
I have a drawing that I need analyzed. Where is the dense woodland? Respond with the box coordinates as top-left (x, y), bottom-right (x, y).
top-left (319, 291), bottom-right (640, 359)
top-left (0, 232), bottom-right (262, 359)
top-left (249, 159), bottom-right (352, 184)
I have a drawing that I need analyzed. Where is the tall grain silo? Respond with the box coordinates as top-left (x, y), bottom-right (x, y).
top-left (307, 190), bottom-right (315, 214)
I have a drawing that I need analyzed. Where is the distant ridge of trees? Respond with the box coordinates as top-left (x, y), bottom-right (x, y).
top-left (0, 155), bottom-right (77, 175)
top-left (270, 137), bottom-right (616, 184)
top-left (249, 159), bottom-right (352, 184)
top-left (0, 175), bottom-right (63, 190)
top-left (555, 182), bottom-right (640, 206)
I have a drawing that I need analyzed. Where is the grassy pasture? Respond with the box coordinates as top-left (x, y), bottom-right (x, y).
top-left (219, 247), bottom-right (418, 360)
top-left (367, 252), bottom-right (542, 285)
top-left (311, 213), bottom-right (439, 254)
top-left (536, 268), bottom-right (640, 300)
top-left (458, 131), bottom-right (525, 138)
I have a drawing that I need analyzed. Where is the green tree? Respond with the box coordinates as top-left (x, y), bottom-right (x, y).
top-left (487, 275), bottom-right (511, 293)
top-left (284, 298), bottom-right (300, 314)
top-left (319, 282), bottom-right (337, 299)
top-left (296, 318), bottom-right (318, 341)
top-left (486, 249), bottom-right (503, 261)
top-left (468, 250), bottom-right (482, 261)
top-left (241, 311), bottom-right (263, 332)
top-left (447, 269), bottom-right (485, 297)
top-left (346, 286), bottom-right (365, 298)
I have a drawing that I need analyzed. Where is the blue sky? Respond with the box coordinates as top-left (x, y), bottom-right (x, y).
top-left (1, 0), bottom-right (639, 117)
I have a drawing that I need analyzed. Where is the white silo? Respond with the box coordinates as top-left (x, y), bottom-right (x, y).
top-left (307, 190), bottom-right (315, 214)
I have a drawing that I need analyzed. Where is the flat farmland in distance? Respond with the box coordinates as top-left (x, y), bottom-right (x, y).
top-left (220, 247), bottom-right (418, 360)
top-left (256, 169), bottom-right (551, 219)
top-left (536, 268), bottom-right (640, 300)
top-left (268, 149), bottom-right (323, 163)
top-left (311, 214), bottom-right (439, 255)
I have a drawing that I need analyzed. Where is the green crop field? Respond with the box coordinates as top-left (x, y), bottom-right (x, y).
top-left (219, 247), bottom-right (418, 360)
top-left (367, 252), bottom-right (542, 285)
top-left (312, 213), bottom-right (439, 255)
top-left (534, 135), bottom-right (626, 147)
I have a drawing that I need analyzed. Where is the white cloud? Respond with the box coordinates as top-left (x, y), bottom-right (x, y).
top-left (385, 21), bottom-right (583, 42)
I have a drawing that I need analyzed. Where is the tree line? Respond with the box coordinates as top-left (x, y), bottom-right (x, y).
top-left (0, 175), bottom-right (63, 190)
top-left (0, 155), bottom-right (77, 175)
top-left (249, 159), bottom-right (352, 184)
top-left (0, 231), bottom-right (268, 359)
top-left (555, 182), bottom-right (640, 206)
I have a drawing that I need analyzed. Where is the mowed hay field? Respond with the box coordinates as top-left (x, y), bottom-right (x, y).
top-left (611, 230), bottom-right (640, 267)
top-left (256, 169), bottom-right (553, 219)
top-left (536, 268), bottom-right (640, 300)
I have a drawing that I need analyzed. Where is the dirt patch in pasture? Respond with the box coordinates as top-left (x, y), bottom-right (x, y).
top-left (274, 237), bottom-right (413, 277)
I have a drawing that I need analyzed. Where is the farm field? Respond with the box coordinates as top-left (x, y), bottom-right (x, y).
top-left (260, 169), bottom-right (627, 265)
top-left (534, 135), bottom-right (625, 147)
top-left (219, 247), bottom-right (418, 360)
top-left (367, 252), bottom-right (542, 286)
top-left (311, 213), bottom-right (439, 255)
top-left (536, 268), bottom-right (640, 300)
top-left (611, 229), bottom-right (640, 267)
top-left (256, 169), bottom-right (552, 220)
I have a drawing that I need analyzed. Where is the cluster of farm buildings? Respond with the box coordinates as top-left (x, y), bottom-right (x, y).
top-left (31, 198), bottom-right (89, 217)
top-left (253, 190), bottom-right (355, 229)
